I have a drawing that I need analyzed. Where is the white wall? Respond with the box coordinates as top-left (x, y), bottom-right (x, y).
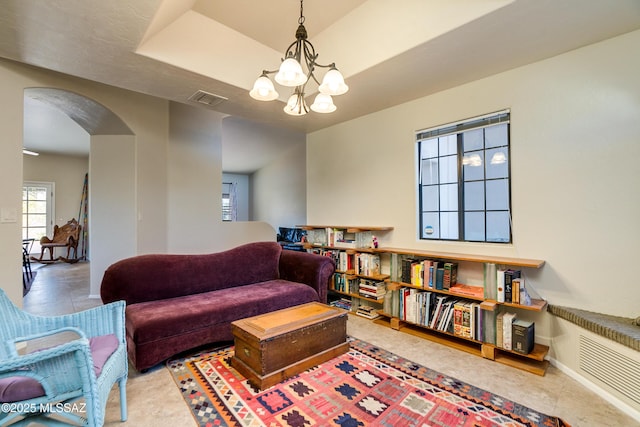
top-left (220, 116), bottom-right (306, 229)
top-left (308, 29), bottom-right (640, 318)
top-left (167, 102), bottom-right (275, 253)
top-left (252, 143), bottom-right (307, 229)
top-left (89, 135), bottom-right (137, 297)
top-left (307, 29), bottom-right (640, 414)
top-left (0, 61), bottom-right (25, 304)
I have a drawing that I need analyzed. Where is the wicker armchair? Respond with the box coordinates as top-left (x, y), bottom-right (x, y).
top-left (0, 289), bottom-right (127, 426)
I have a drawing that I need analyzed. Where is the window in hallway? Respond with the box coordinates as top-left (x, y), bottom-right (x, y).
top-left (23, 181), bottom-right (54, 254)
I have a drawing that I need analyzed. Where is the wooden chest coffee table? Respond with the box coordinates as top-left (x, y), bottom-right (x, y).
top-left (231, 302), bottom-right (349, 390)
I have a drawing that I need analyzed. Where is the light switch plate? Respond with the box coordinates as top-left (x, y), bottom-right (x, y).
top-left (0, 207), bottom-right (18, 223)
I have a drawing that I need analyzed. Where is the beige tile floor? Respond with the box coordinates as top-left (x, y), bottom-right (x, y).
top-left (21, 261), bottom-right (640, 427)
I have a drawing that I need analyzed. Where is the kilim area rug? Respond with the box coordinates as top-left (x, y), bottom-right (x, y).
top-left (167, 338), bottom-right (570, 427)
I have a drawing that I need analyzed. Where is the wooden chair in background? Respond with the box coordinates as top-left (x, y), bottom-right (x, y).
top-left (33, 218), bottom-right (81, 263)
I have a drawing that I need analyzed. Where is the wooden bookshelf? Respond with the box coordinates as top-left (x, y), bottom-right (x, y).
top-left (373, 246), bottom-right (549, 375)
top-left (302, 225), bottom-right (393, 313)
top-left (376, 311), bottom-right (550, 376)
top-left (385, 280), bottom-right (547, 311)
top-left (302, 226), bottom-right (549, 375)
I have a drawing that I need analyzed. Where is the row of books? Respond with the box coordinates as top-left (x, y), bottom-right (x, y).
top-left (484, 263), bottom-right (532, 305)
top-left (496, 311), bottom-right (535, 354)
top-left (330, 298), bottom-right (353, 311)
top-left (383, 288), bottom-right (485, 340)
top-left (354, 253), bottom-right (381, 277)
top-left (383, 287), bottom-right (536, 351)
top-left (309, 227), bottom-right (376, 248)
top-left (310, 248), bottom-right (341, 264)
top-left (333, 274), bottom-right (387, 300)
top-left (333, 273), bottom-right (359, 295)
top-left (316, 249), bottom-right (381, 277)
top-left (400, 258), bottom-right (458, 290)
top-left (358, 279), bottom-right (386, 300)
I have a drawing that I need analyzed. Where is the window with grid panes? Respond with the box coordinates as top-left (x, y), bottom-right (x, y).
top-left (417, 110), bottom-right (511, 243)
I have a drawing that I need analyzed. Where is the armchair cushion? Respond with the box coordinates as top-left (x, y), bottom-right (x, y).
top-left (0, 377), bottom-right (44, 403)
top-left (0, 333), bottom-right (119, 403)
top-left (89, 334), bottom-right (119, 377)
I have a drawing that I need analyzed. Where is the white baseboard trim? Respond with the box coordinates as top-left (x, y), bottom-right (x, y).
top-left (549, 356), bottom-right (640, 422)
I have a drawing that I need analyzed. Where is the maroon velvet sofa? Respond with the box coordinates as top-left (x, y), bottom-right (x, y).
top-left (100, 241), bottom-right (335, 371)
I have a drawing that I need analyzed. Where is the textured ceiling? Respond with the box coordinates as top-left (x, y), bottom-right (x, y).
top-left (3, 0), bottom-right (640, 170)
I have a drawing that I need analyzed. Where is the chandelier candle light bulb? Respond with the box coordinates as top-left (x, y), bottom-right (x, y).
top-left (249, 0), bottom-right (348, 116)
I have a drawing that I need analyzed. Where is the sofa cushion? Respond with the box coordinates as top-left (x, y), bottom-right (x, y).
top-left (126, 280), bottom-right (319, 345)
top-left (101, 241), bottom-right (283, 305)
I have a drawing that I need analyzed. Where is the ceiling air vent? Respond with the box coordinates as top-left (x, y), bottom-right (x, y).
top-left (188, 90), bottom-right (228, 108)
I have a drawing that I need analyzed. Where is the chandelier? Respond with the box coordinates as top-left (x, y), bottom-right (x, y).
top-left (249, 0), bottom-right (349, 116)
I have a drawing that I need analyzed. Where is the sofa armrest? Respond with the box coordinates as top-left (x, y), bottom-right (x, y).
top-left (279, 250), bottom-right (335, 303)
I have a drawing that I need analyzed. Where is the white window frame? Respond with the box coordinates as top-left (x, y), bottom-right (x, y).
top-left (23, 181), bottom-right (55, 254)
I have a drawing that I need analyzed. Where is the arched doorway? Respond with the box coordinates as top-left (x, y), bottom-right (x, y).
top-left (23, 87), bottom-right (136, 299)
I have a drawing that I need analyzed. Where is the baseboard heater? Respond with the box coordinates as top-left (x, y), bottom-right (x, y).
top-left (579, 334), bottom-right (640, 405)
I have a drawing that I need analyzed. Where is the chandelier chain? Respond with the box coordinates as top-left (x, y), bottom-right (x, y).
top-left (248, 0), bottom-right (348, 115)
top-left (299, 0), bottom-right (305, 25)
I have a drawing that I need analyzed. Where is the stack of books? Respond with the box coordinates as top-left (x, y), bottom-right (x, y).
top-left (359, 280), bottom-right (386, 300)
top-left (331, 298), bottom-right (352, 311)
top-left (356, 305), bottom-right (380, 319)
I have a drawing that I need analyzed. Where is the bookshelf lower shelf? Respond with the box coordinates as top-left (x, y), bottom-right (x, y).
top-left (374, 312), bottom-right (549, 376)
top-left (330, 288), bottom-right (384, 305)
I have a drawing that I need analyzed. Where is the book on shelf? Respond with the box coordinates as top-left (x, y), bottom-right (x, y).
top-left (502, 312), bottom-right (517, 350)
top-left (356, 305), bottom-right (380, 319)
top-left (512, 319), bottom-right (535, 354)
top-left (443, 262), bottom-right (458, 290)
top-left (418, 291), bottom-right (433, 326)
top-left (504, 270), bottom-right (521, 303)
top-left (355, 253), bottom-right (381, 277)
top-left (435, 267), bottom-right (445, 290)
top-left (473, 303), bottom-right (482, 341)
top-left (453, 300), bottom-right (466, 337)
top-left (334, 240), bottom-right (356, 249)
top-left (496, 312), bottom-right (505, 348)
top-left (512, 277), bottom-right (521, 304)
top-left (333, 273), bottom-right (345, 293)
top-left (358, 280), bottom-right (386, 300)
top-left (428, 261), bottom-right (439, 289)
top-left (449, 283), bottom-right (484, 298)
top-left (496, 267), bottom-right (507, 303)
top-left (461, 301), bottom-right (472, 338)
top-left (331, 298), bottom-right (353, 311)
top-left (325, 227), bottom-right (343, 247)
top-left (438, 300), bottom-right (456, 333)
top-left (337, 251), bottom-right (354, 272)
top-left (429, 295), bottom-right (449, 329)
top-left (411, 260), bottom-right (424, 288)
top-left (401, 257), bottom-right (417, 284)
